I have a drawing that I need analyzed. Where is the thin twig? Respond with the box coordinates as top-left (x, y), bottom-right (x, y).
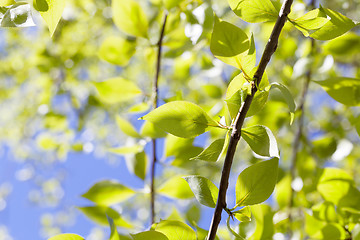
top-left (150, 12), bottom-right (168, 225)
top-left (206, 1), bottom-right (294, 239)
top-left (288, 0), bottom-right (316, 234)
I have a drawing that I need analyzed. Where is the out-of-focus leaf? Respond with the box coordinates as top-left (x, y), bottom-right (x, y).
top-left (108, 216), bottom-right (121, 240)
top-left (0, 0), bottom-right (14, 7)
top-left (183, 176), bottom-right (219, 208)
top-left (228, 0), bottom-right (279, 23)
top-left (140, 121), bottom-right (167, 139)
top-left (1, 3), bottom-right (35, 27)
top-left (93, 78), bottom-right (142, 104)
top-left (270, 82), bottom-right (296, 124)
top-left (323, 32), bottom-right (360, 56)
top-left (312, 201), bottom-right (338, 223)
top-left (116, 116), bottom-right (142, 138)
top-left (155, 220), bottom-right (196, 240)
top-left (190, 138), bottom-right (224, 162)
top-left (34, 0), bottom-right (65, 36)
top-left (236, 158), bottom-right (279, 207)
top-left (82, 180), bottom-right (135, 206)
top-left (249, 204), bottom-right (274, 240)
top-left (112, 0), bottom-right (148, 38)
top-left (109, 145), bottom-right (144, 155)
top-left (99, 36), bottom-right (136, 66)
top-left (314, 77), bottom-right (360, 106)
top-left (131, 231), bottom-right (168, 240)
top-left (125, 151), bottom-right (147, 180)
top-left (48, 234), bottom-right (84, 240)
top-left (78, 206), bottom-right (132, 228)
top-left (158, 176), bottom-right (194, 199)
top-left (140, 101), bottom-right (219, 138)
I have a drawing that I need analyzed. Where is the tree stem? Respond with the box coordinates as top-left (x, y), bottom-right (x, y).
top-left (150, 12), bottom-right (168, 225)
top-left (206, 1), bottom-right (294, 239)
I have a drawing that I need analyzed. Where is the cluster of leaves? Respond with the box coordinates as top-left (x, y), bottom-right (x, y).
top-left (1, 0), bottom-right (360, 239)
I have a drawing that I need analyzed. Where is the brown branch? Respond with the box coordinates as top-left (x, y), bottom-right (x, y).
top-left (288, 0), bottom-right (316, 234)
top-left (206, 1), bottom-right (294, 239)
top-left (150, 12), bottom-right (168, 225)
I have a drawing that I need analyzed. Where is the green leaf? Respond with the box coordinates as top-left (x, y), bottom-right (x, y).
top-left (185, 204), bottom-right (201, 225)
top-left (93, 78), bottom-right (142, 104)
top-left (249, 204), bottom-right (274, 240)
top-left (226, 215), bottom-right (245, 240)
top-left (164, 135), bottom-right (194, 157)
top-left (0, 0), bottom-right (14, 7)
top-left (309, 7), bottom-right (356, 40)
top-left (140, 121), bottom-right (167, 139)
top-left (131, 231), bottom-right (169, 240)
top-left (356, 116), bottom-right (360, 138)
top-left (140, 101), bottom-right (219, 138)
top-left (109, 145), bottom-right (144, 155)
top-left (155, 220), bottom-right (197, 240)
top-left (190, 138), bottom-right (225, 162)
top-left (270, 82), bottom-right (296, 124)
top-left (228, 0), bottom-right (279, 23)
top-left (99, 36), bottom-right (136, 66)
top-left (158, 176), bottom-right (194, 199)
top-left (1, 2), bottom-right (34, 27)
top-left (183, 176), bottom-right (219, 208)
top-left (112, 0), bottom-right (148, 38)
top-left (34, 0), bottom-right (65, 37)
top-left (125, 151), bottom-right (147, 180)
top-left (210, 17), bottom-right (250, 72)
top-left (241, 125), bottom-right (279, 158)
top-left (108, 216), bottom-right (121, 240)
top-left (82, 180), bottom-right (135, 206)
top-left (48, 234), bottom-right (84, 240)
top-left (314, 77), bottom-right (360, 106)
top-left (323, 32), bottom-right (360, 56)
top-left (116, 116), bottom-right (142, 138)
top-left (312, 202), bottom-right (338, 223)
top-left (235, 158), bottom-right (279, 207)
top-left (78, 206), bottom-right (132, 228)
top-left (163, 0), bottom-right (183, 10)
top-left (233, 206), bottom-right (251, 222)
top-left (353, 224), bottom-right (360, 240)
top-left (291, 9), bottom-right (329, 37)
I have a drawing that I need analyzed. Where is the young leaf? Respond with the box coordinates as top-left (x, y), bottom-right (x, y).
top-left (228, 0), bottom-right (279, 23)
top-left (77, 206), bottom-right (132, 228)
top-left (99, 36), bottom-right (136, 66)
top-left (0, 0), bottom-right (15, 6)
top-left (190, 138), bottom-right (225, 162)
top-left (323, 32), bottom-right (360, 56)
top-left (241, 125), bottom-right (279, 158)
top-left (131, 231), bottom-right (169, 240)
top-left (226, 215), bottom-right (245, 240)
top-left (155, 220), bottom-right (197, 240)
top-left (34, 0), bottom-right (65, 37)
top-left (291, 9), bottom-right (329, 37)
top-left (235, 158), bottom-right (279, 207)
top-left (183, 176), bottom-right (219, 208)
top-left (140, 121), bottom-right (167, 138)
top-left (312, 202), bottom-right (338, 223)
top-left (310, 7), bottom-right (356, 40)
top-left (233, 206), bottom-right (251, 222)
top-left (270, 82), bottom-right (296, 124)
top-left (140, 101), bottom-right (219, 138)
top-left (158, 176), bottom-right (194, 199)
top-left (93, 78), bottom-right (142, 104)
top-left (48, 234), bottom-right (84, 240)
top-left (314, 77), bottom-right (360, 106)
top-left (112, 0), bottom-right (148, 38)
top-left (116, 116), bottom-right (142, 138)
top-left (108, 216), bottom-right (121, 240)
top-left (210, 17), bottom-right (250, 72)
top-left (250, 204), bottom-right (274, 239)
top-left (81, 180), bottom-right (135, 206)
top-left (125, 151), bottom-right (147, 180)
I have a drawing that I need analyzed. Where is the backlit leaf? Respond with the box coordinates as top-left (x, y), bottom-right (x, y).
top-left (184, 176), bottom-right (219, 208)
top-left (140, 101), bottom-right (219, 138)
top-left (158, 176), bottom-right (194, 199)
top-left (0, 0), bottom-right (14, 7)
top-left (99, 36), bottom-right (136, 66)
top-left (82, 180), bottom-right (135, 206)
top-left (190, 138), bottom-right (225, 162)
top-left (140, 121), bottom-right (167, 139)
top-left (116, 116), bottom-right (142, 138)
top-left (34, 0), bottom-right (65, 36)
top-left (236, 158), bottom-right (279, 206)
top-left (270, 82), bottom-right (296, 124)
top-left (228, 0), bottom-right (279, 23)
top-left (108, 216), bottom-right (121, 240)
top-left (233, 206), bottom-right (251, 222)
top-left (48, 234), bottom-right (84, 240)
top-left (131, 231), bottom-right (169, 240)
top-left (155, 220), bottom-right (196, 240)
top-left (78, 206), bottom-right (132, 228)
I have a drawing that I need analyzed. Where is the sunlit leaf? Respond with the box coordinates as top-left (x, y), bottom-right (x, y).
top-left (116, 116), bottom-right (141, 138)
top-left (82, 180), bottom-right (136, 206)
top-left (183, 176), bottom-right (219, 208)
top-left (0, 0), bottom-right (14, 7)
top-left (34, 0), bottom-right (65, 36)
top-left (155, 220), bottom-right (197, 240)
top-left (99, 36), bottom-right (136, 66)
top-left (291, 9), bottom-right (329, 37)
top-left (158, 176), bottom-right (194, 199)
top-left (323, 32), bottom-right (360, 56)
top-left (314, 77), bottom-right (360, 106)
top-left (228, 0), bottom-right (279, 23)
top-left (233, 206), bottom-right (251, 222)
top-left (108, 216), bottom-right (121, 240)
top-left (78, 206), bottom-right (132, 228)
top-left (93, 78), bottom-right (142, 104)
top-left (270, 82), bottom-right (296, 124)
top-left (48, 234), bottom-right (84, 240)
top-left (131, 231), bottom-right (169, 240)
top-left (312, 201), bottom-right (338, 223)
top-left (109, 145), bottom-right (144, 155)
top-left (241, 125), bottom-right (279, 158)
top-left (249, 204), bottom-right (274, 240)
top-left (125, 151), bottom-right (147, 180)
top-left (140, 101), bottom-right (219, 138)
top-left (190, 138), bottom-right (225, 162)
top-left (112, 0), bottom-right (148, 38)
top-left (1, 2), bottom-right (35, 27)
top-left (236, 158), bottom-right (279, 207)
top-left (140, 121), bottom-right (167, 138)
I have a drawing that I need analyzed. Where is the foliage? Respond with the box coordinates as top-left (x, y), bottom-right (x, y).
top-left (1, 0), bottom-right (360, 239)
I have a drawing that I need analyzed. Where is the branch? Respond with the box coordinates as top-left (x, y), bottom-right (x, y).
top-left (207, 1), bottom-right (294, 239)
top-left (288, 0), bottom-right (316, 234)
top-left (150, 12), bottom-right (168, 225)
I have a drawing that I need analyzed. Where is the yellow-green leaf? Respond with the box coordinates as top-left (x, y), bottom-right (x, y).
top-left (34, 0), bottom-right (65, 37)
